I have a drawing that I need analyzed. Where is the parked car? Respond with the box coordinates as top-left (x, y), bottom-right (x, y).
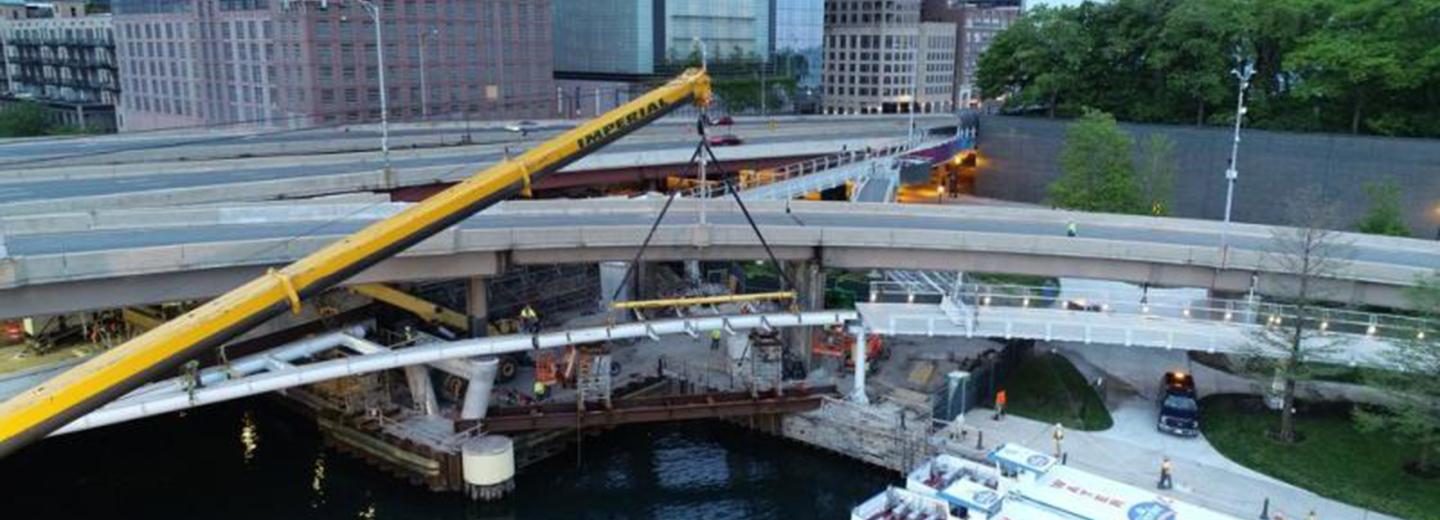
top-left (711, 115), bottom-right (735, 126)
top-left (504, 120), bottom-right (540, 133)
top-left (1156, 371), bottom-right (1201, 437)
top-left (707, 134), bottom-right (743, 146)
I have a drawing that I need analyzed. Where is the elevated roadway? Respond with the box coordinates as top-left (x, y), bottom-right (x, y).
top-left (0, 116), bottom-right (952, 216)
top-left (0, 199), bottom-right (1435, 319)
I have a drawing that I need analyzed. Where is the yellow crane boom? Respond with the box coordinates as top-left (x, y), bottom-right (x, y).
top-left (0, 69), bottom-right (712, 457)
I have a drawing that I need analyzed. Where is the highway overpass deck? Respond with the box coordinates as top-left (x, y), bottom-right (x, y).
top-left (0, 199), bottom-right (1435, 319)
top-left (0, 114), bottom-right (952, 168)
top-left (0, 131), bottom-right (923, 217)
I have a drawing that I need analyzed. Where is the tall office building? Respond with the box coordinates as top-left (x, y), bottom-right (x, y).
top-left (774, 0), bottom-right (821, 85)
top-left (113, 0), bottom-right (554, 132)
top-left (0, 0), bottom-right (121, 131)
top-left (822, 0), bottom-right (955, 115)
top-left (552, 0), bottom-right (773, 79)
top-left (921, 0), bottom-right (1020, 106)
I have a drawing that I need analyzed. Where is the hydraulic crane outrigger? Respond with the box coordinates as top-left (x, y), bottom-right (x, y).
top-left (0, 69), bottom-right (713, 458)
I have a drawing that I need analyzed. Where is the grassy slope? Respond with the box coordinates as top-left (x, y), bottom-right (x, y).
top-left (1201, 394), bottom-right (1440, 520)
top-left (1006, 353), bottom-right (1113, 431)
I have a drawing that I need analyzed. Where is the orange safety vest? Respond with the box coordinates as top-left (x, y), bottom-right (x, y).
top-left (996, 390), bottom-right (1008, 406)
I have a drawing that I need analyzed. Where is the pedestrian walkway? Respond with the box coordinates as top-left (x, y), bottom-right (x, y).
top-left (951, 408), bottom-right (1399, 520)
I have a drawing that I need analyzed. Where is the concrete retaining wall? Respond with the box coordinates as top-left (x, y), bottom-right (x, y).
top-left (976, 115), bottom-right (1440, 236)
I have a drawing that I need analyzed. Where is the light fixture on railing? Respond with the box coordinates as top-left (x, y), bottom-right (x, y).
top-left (1182, 308), bottom-right (1191, 318)
top-left (1367, 325), bottom-right (1377, 336)
top-left (1223, 311), bottom-right (1232, 321)
top-left (1022, 298), bottom-right (1030, 308)
top-left (1319, 321), bottom-right (1329, 332)
top-left (982, 296), bottom-right (991, 306)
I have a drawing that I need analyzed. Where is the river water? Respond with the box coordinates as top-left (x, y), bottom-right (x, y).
top-left (0, 399), bottom-right (894, 519)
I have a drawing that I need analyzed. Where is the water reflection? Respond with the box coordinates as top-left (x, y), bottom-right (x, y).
top-left (0, 399), bottom-right (893, 520)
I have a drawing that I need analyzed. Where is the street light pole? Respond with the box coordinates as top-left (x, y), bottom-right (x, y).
top-left (418, 27), bottom-right (436, 119)
top-left (693, 37), bottom-right (709, 227)
top-left (357, 0), bottom-right (390, 171)
top-left (909, 34), bottom-right (921, 144)
top-left (1220, 56), bottom-right (1255, 262)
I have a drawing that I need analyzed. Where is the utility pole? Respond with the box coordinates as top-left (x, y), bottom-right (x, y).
top-left (356, 0), bottom-right (389, 171)
top-left (418, 27), bottom-right (437, 119)
top-left (760, 56), bottom-right (767, 117)
top-left (1221, 55), bottom-right (1256, 263)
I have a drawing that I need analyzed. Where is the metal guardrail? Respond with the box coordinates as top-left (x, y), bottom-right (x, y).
top-left (869, 281), bottom-right (1434, 342)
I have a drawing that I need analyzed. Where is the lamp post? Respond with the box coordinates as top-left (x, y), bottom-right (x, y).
top-left (355, 0), bottom-right (390, 171)
top-left (418, 27), bottom-right (437, 119)
top-left (1221, 56), bottom-right (1255, 261)
top-left (693, 37), bottom-right (708, 226)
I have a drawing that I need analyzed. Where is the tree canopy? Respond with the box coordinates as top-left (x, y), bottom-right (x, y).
top-left (1049, 109), bottom-right (1160, 214)
top-left (977, 0), bottom-right (1440, 137)
top-left (1355, 179), bottom-right (1412, 237)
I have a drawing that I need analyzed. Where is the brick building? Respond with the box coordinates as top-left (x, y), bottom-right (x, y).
top-left (0, 0), bottom-right (120, 131)
top-left (920, 0), bottom-right (1020, 107)
top-left (113, 0), bottom-right (554, 132)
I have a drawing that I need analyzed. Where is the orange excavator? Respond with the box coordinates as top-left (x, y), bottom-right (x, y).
top-left (813, 324), bottom-right (886, 372)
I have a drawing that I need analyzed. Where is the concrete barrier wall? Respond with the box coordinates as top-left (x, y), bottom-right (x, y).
top-left (3, 200), bottom-right (1431, 306)
top-left (976, 115), bottom-right (1440, 236)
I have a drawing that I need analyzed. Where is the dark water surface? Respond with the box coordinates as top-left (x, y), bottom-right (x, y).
top-left (0, 399), bottom-right (894, 519)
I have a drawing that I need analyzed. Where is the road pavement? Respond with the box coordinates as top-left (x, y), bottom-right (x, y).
top-left (8, 204), bottom-right (1436, 271)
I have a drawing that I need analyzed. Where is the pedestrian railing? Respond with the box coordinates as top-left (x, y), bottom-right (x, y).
top-left (679, 134), bottom-right (949, 200)
top-left (867, 281), bottom-right (1434, 343)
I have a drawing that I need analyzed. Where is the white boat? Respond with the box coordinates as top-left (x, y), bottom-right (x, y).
top-left (851, 486), bottom-right (957, 520)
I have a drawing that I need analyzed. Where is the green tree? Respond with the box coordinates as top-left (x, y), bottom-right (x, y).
top-left (977, 6), bottom-right (1091, 117)
top-left (1355, 273), bottom-right (1440, 474)
top-left (974, 0), bottom-right (1440, 138)
top-left (1354, 179), bottom-right (1412, 237)
top-left (1134, 133), bottom-right (1176, 216)
top-left (1049, 109), bottom-right (1144, 213)
top-left (0, 102), bottom-right (49, 138)
top-left (1151, 0), bottom-right (1249, 125)
top-left (1239, 187), bottom-right (1353, 443)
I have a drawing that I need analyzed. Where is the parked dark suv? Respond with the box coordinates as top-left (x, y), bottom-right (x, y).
top-left (1157, 371), bottom-right (1200, 437)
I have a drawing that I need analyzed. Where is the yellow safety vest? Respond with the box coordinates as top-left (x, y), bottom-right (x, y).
top-left (533, 381), bottom-right (546, 395)
top-left (711, 330), bottom-right (722, 340)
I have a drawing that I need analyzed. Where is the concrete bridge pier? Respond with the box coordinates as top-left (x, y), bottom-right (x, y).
top-left (787, 260), bottom-right (825, 370)
top-left (467, 276), bottom-right (488, 337)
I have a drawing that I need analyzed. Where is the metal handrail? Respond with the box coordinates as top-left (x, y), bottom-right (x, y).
top-left (678, 134), bottom-right (949, 199)
top-left (868, 281), bottom-right (1434, 341)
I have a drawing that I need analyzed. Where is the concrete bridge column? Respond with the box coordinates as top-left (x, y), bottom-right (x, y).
top-left (786, 260), bottom-right (825, 370)
top-left (404, 365), bottom-right (439, 416)
top-left (467, 276), bottom-right (488, 337)
top-left (848, 324), bottom-right (869, 405)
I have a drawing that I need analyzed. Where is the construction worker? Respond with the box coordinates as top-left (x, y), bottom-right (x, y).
top-left (1158, 457), bottom-right (1174, 489)
top-left (1066, 220), bottom-right (1078, 237)
top-left (532, 379), bottom-right (548, 403)
top-left (710, 329), bottom-right (723, 351)
top-left (994, 388), bottom-right (1008, 420)
top-left (1052, 423), bottom-right (1065, 458)
top-left (519, 304), bottom-right (539, 334)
